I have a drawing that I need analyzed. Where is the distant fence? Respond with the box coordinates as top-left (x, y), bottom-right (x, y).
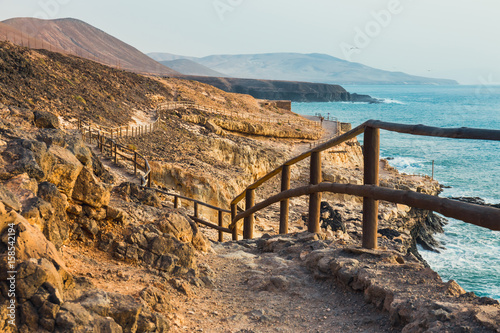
top-left (159, 101), bottom-right (321, 128)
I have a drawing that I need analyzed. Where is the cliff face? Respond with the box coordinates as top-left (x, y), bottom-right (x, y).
top-left (177, 75), bottom-right (355, 102)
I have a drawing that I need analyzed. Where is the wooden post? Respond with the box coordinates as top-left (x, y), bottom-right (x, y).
top-left (280, 165), bottom-right (291, 234)
top-left (174, 196), bottom-right (179, 209)
top-left (150, 123), bottom-right (152, 132)
top-left (111, 129), bottom-right (113, 140)
top-left (114, 142), bottom-right (117, 164)
top-left (218, 211), bottom-right (224, 242)
top-left (120, 127), bottom-right (122, 137)
top-left (126, 127), bottom-right (129, 137)
top-left (147, 171), bottom-right (152, 187)
top-left (308, 151), bottom-right (322, 233)
top-left (88, 127), bottom-right (92, 144)
top-left (231, 204), bottom-right (238, 241)
top-left (244, 189), bottom-right (255, 239)
top-left (133, 152), bottom-right (137, 175)
top-left (194, 202), bottom-right (199, 219)
top-left (100, 136), bottom-right (104, 153)
top-left (432, 160), bottom-right (435, 180)
top-left (363, 126), bottom-right (380, 249)
top-left (97, 131), bottom-right (100, 149)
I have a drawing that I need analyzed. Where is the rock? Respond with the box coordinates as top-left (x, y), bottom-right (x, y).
top-left (473, 306), bottom-right (500, 332)
top-left (3, 173), bottom-right (38, 211)
top-left (72, 167), bottom-right (110, 208)
top-left (67, 203), bottom-right (83, 216)
top-left (0, 183), bottom-right (21, 212)
top-left (55, 302), bottom-right (94, 332)
top-left (36, 129), bottom-right (67, 148)
top-left (140, 190), bottom-right (161, 208)
top-left (15, 258), bottom-right (66, 302)
top-left (444, 280), bottom-right (466, 297)
top-left (45, 145), bottom-right (84, 197)
top-left (106, 206), bottom-right (128, 224)
top-left (169, 278), bottom-right (193, 297)
top-left (92, 152), bottom-right (115, 184)
top-left (65, 135), bottom-right (93, 167)
top-left (320, 201), bottom-right (346, 233)
top-left (94, 316), bottom-right (124, 333)
top-left (0, 207), bottom-right (66, 269)
top-left (137, 311), bottom-right (169, 333)
top-left (1, 139), bottom-right (47, 181)
top-left (19, 301), bottom-right (39, 330)
top-left (37, 181), bottom-right (69, 247)
top-left (139, 286), bottom-right (171, 312)
top-left (34, 110), bottom-right (60, 129)
top-left (156, 211), bottom-right (194, 243)
top-left (77, 216), bottom-right (100, 238)
top-left (83, 205), bottom-right (107, 220)
top-left (107, 293), bottom-right (143, 333)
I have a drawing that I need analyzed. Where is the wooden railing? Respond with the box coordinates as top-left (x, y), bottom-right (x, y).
top-left (78, 114), bottom-right (233, 241)
top-left (228, 120), bottom-right (500, 248)
top-left (79, 120), bottom-right (157, 187)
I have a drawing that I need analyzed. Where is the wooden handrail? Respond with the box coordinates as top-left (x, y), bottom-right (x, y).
top-left (230, 120), bottom-right (500, 247)
top-left (231, 183), bottom-right (500, 232)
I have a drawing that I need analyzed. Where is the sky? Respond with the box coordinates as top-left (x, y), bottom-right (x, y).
top-left (1, 0), bottom-right (499, 84)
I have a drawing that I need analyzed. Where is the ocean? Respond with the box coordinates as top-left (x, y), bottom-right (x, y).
top-left (293, 85), bottom-right (500, 300)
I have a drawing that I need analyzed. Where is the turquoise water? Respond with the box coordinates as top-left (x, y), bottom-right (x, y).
top-left (293, 85), bottom-right (500, 300)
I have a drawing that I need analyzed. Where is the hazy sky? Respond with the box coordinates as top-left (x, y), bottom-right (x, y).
top-left (1, 0), bottom-right (499, 84)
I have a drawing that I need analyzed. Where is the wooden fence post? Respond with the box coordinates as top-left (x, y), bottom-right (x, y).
top-left (244, 189), bottom-right (255, 239)
top-left (114, 142), bottom-right (117, 164)
top-left (218, 211), bottom-right (224, 242)
top-left (194, 202), bottom-right (199, 219)
top-left (231, 204), bottom-right (238, 241)
top-left (133, 152), bottom-right (137, 175)
top-left (174, 196), bottom-right (179, 209)
top-left (308, 151), bottom-right (322, 233)
top-left (363, 126), bottom-right (380, 249)
top-left (280, 165), bottom-right (291, 234)
top-left (147, 171), bottom-right (152, 187)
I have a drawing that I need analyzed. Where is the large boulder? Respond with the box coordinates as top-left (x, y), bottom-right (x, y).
top-left (72, 167), bottom-right (110, 208)
top-left (34, 110), bottom-right (60, 129)
top-left (1, 139), bottom-right (48, 181)
top-left (44, 145), bottom-right (84, 197)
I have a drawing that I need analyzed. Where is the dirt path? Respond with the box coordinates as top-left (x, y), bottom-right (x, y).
top-left (168, 240), bottom-right (397, 333)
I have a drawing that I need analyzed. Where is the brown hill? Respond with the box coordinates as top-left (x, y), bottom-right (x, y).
top-left (0, 41), bottom-right (173, 125)
top-left (2, 17), bottom-right (179, 76)
top-left (0, 22), bottom-right (64, 52)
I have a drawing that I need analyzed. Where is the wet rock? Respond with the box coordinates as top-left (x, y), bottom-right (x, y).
top-left (34, 110), bottom-right (60, 129)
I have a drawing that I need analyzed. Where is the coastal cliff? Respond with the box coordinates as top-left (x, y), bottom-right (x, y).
top-left (177, 75), bottom-right (378, 103)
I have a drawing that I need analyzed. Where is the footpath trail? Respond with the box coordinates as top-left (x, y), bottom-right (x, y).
top-left (166, 239), bottom-right (398, 333)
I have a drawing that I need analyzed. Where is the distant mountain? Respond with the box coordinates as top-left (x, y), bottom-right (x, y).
top-left (149, 52), bottom-right (198, 62)
top-left (2, 17), bottom-right (179, 76)
top-left (160, 59), bottom-right (228, 77)
top-left (150, 52), bottom-right (457, 85)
